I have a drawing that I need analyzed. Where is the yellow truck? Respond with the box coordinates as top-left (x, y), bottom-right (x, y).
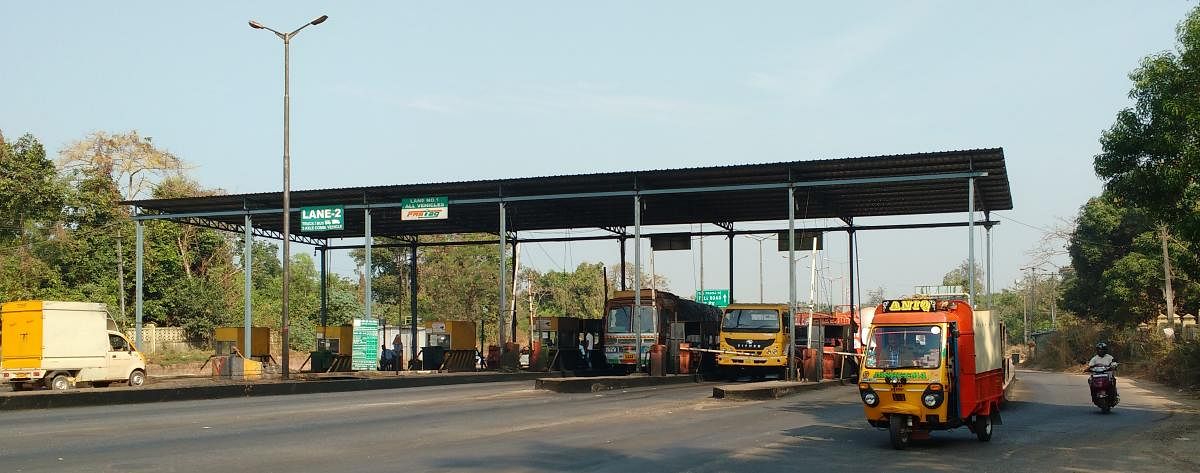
top-left (717, 303), bottom-right (792, 379)
top-left (1, 300), bottom-right (146, 390)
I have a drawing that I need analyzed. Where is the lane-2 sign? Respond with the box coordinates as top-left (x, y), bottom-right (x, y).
top-left (300, 205), bottom-right (344, 232)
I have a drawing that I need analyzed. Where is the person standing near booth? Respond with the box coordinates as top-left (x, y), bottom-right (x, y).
top-left (392, 332), bottom-right (405, 371)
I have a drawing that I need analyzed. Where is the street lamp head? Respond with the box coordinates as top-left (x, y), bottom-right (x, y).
top-left (248, 20), bottom-right (266, 29)
top-left (311, 15), bottom-right (329, 25)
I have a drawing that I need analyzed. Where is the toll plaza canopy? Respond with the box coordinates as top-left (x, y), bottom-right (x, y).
top-left (123, 147), bottom-right (1012, 379)
top-left (126, 148), bottom-right (1011, 242)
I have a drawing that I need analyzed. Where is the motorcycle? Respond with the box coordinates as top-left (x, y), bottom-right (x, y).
top-left (1086, 362), bottom-right (1119, 414)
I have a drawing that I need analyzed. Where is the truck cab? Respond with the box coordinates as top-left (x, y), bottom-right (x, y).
top-left (717, 303), bottom-right (791, 379)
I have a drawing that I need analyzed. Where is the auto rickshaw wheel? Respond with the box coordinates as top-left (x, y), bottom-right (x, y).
top-left (889, 415), bottom-right (911, 450)
top-left (974, 415), bottom-right (993, 441)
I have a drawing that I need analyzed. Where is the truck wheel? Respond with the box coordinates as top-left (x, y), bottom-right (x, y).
top-left (128, 369), bottom-right (146, 387)
top-left (889, 415), bottom-right (911, 450)
top-left (974, 415), bottom-right (993, 442)
top-left (49, 374), bottom-right (72, 391)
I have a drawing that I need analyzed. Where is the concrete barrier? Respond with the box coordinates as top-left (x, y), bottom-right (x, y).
top-left (0, 371), bottom-right (551, 411)
top-left (712, 380), bottom-right (842, 400)
top-left (535, 374), bottom-right (700, 393)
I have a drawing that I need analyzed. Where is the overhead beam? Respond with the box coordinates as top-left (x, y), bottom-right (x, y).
top-left (319, 220), bottom-right (1001, 250)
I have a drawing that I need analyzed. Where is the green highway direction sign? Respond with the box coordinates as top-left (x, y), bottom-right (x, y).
top-left (300, 205), bottom-right (345, 232)
top-left (695, 289), bottom-right (730, 308)
top-left (402, 196), bottom-right (449, 221)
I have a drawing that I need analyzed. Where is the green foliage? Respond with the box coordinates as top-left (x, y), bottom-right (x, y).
top-left (0, 132), bottom-right (65, 241)
top-left (1060, 194), bottom-right (1199, 325)
top-left (525, 262), bottom-right (611, 319)
top-left (941, 260), bottom-right (984, 294)
top-left (1094, 6), bottom-right (1200, 242)
top-left (354, 235), bottom-right (503, 331)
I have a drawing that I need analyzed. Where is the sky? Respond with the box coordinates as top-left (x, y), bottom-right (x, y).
top-left (2, 1), bottom-right (1194, 307)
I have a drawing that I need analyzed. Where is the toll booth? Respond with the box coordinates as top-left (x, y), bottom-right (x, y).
top-left (213, 327), bottom-right (271, 359)
top-left (798, 312), bottom-right (852, 380)
top-left (210, 327), bottom-right (272, 377)
top-left (377, 324), bottom-right (427, 371)
top-left (532, 317), bottom-right (604, 371)
top-left (315, 325), bottom-right (353, 354)
top-left (312, 325), bottom-right (354, 373)
top-left (423, 321), bottom-right (476, 371)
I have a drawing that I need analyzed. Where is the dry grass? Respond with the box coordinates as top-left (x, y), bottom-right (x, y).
top-left (1031, 314), bottom-right (1200, 390)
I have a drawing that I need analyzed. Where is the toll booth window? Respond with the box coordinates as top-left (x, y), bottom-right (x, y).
top-left (864, 326), bottom-right (943, 369)
top-left (109, 334), bottom-right (129, 351)
top-left (722, 310), bottom-right (781, 332)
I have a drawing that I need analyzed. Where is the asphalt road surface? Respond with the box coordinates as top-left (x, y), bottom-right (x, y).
top-left (0, 370), bottom-right (1196, 473)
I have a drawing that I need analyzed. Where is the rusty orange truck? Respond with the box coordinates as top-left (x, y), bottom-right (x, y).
top-left (857, 298), bottom-right (1006, 449)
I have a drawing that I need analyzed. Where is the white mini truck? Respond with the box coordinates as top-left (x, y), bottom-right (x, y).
top-left (1, 300), bottom-right (146, 390)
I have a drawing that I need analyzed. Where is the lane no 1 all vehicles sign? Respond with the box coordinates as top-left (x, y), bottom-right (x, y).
top-left (402, 196), bottom-right (449, 221)
top-left (300, 205), bottom-right (344, 232)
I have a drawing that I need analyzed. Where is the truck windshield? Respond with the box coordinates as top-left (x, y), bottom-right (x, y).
top-left (606, 305), bottom-right (656, 334)
top-left (722, 309), bottom-right (781, 332)
top-left (865, 325), bottom-right (943, 369)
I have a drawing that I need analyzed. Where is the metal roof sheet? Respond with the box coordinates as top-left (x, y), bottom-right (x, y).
top-left (126, 148), bottom-right (1012, 242)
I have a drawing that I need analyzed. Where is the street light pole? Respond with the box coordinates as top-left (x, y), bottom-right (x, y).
top-left (250, 15), bottom-right (328, 380)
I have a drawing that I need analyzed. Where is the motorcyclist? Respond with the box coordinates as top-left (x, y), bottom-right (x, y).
top-left (1086, 342), bottom-right (1118, 399)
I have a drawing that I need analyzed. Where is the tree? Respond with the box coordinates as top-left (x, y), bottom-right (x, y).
top-left (865, 286), bottom-right (887, 305)
top-left (1059, 194), bottom-right (1199, 326)
top-left (0, 132), bottom-right (65, 242)
top-left (941, 260), bottom-right (985, 295)
top-left (58, 130), bottom-right (185, 320)
top-left (525, 262), bottom-right (611, 320)
top-left (1094, 8), bottom-right (1200, 332)
top-left (606, 262), bottom-right (669, 293)
top-left (354, 235), bottom-right (504, 342)
top-left (58, 130), bottom-right (184, 201)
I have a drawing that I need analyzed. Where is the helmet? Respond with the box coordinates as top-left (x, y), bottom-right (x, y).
top-left (1095, 342), bottom-right (1109, 356)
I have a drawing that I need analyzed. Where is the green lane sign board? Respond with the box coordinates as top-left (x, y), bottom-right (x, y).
top-left (300, 205), bottom-right (345, 232)
top-left (695, 289), bottom-right (731, 308)
top-left (401, 196), bottom-right (449, 221)
top-left (351, 318), bottom-right (380, 371)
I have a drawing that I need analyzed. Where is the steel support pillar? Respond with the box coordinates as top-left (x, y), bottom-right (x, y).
top-left (787, 186), bottom-right (797, 381)
top-left (410, 242), bottom-right (419, 368)
top-left (135, 220), bottom-right (144, 351)
top-left (847, 224), bottom-right (856, 351)
top-left (619, 237), bottom-right (627, 291)
top-left (968, 177), bottom-right (976, 307)
top-left (728, 232), bottom-right (734, 301)
top-left (499, 203), bottom-right (507, 353)
top-left (985, 210), bottom-right (993, 309)
top-left (319, 247), bottom-right (327, 329)
top-left (245, 215), bottom-right (254, 356)
top-left (365, 208), bottom-right (373, 322)
top-left (633, 194), bottom-right (643, 371)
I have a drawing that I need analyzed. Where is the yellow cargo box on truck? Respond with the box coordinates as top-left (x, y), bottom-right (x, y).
top-left (1, 300), bottom-right (146, 390)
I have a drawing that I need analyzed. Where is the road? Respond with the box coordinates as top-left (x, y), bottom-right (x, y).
top-left (0, 370), bottom-right (1196, 472)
